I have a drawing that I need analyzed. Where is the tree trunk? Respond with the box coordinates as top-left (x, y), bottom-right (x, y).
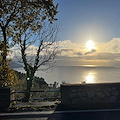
top-left (2, 27), bottom-right (7, 62)
top-left (1, 27), bottom-right (8, 84)
top-left (23, 70), bottom-right (34, 102)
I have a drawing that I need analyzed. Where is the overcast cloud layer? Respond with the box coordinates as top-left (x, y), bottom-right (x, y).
top-left (57, 38), bottom-right (120, 66)
top-left (10, 38), bottom-right (120, 67)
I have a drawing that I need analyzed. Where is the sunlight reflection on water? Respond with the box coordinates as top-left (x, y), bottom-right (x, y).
top-left (85, 74), bottom-right (95, 83)
top-left (86, 75), bottom-right (94, 83)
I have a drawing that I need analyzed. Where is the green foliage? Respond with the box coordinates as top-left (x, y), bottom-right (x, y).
top-left (8, 105), bottom-right (57, 112)
top-left (0, 0), bottom-right (58, 47)
top-left (0, 0), bottom-right (58, 87)
top-left (0, 58), bottom-right (18, 87)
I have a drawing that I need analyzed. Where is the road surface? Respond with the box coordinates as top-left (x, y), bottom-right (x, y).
top-left (48, 109), bottom-right (120, 120)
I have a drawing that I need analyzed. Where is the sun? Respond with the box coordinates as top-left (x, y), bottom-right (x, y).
top-left (86, 40), bottom-right (95, 50)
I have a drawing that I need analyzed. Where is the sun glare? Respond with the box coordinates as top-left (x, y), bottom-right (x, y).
top-left (86, 75), bottom-right (94, 83)
top-left (86, 40), bottom-right (95, 50)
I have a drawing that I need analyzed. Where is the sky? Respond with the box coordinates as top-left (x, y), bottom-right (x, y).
top-left (56, 0), bottom-right (120, 43)
top-left (52, 0), bottom-right (120, 66)
top-left (11, 0), bottom-right (120, 67)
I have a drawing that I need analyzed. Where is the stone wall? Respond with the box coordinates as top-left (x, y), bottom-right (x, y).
top-left (61, 83), bottom-right (120, 109)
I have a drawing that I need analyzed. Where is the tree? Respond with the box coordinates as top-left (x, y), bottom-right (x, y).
top-left (0, 59), bottom-right (18, 87)
top-left (15, 23), bottom-right (59, 101)
top-left (0, 40), bottom-right (18, 87)
top-left (0, 0), bottom-right (58, 85)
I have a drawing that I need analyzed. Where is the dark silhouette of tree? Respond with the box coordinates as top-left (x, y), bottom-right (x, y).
top-left (16, 23), bottom-right (59, 101)
top-left (0, 0), bottom-right (58, 86)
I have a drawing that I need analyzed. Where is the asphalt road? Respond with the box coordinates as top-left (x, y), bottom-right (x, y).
top-left (1, 109), bottom-right (120, 120)
top-left (48, 109), bottom-right (120, 120)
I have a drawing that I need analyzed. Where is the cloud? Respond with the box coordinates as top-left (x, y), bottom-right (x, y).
top-left (59, 38), bottom-right (120, 56)
top-left (9, 45), bottom-right (38, 59)
top-left (57, 38), bottom-right (120, 66)
top-left (84, 49), bottom-right (96, 55)
top-left (9, 38), bottom-right (120, 66)
top-left (58, 40), bottom-right (84, 57)
top-left (97, 38), bottom-right (120, 53)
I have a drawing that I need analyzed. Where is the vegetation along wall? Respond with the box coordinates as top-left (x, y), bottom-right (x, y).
top-left (61, 83), bottom-right (120, 109)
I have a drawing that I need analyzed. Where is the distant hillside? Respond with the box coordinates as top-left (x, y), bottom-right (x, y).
top-left (14, 70), bottom-right (48, 87)
top-left (9, 61), bottom-right (23, 68)
top-left (9, 61), bottom-right (48, 88)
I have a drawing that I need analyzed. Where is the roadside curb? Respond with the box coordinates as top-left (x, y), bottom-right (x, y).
top-left (0, 111), bottom-right (54, 119)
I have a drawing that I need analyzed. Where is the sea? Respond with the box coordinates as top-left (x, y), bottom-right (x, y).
top-left (14, 65), bottom-right (120, 85)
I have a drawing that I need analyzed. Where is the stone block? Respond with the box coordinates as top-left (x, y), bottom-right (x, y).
top-left (96, 88), bottom-right (101, 92)
top-left (78, 91), bottom-right (86, 97)
top-left (112, 87), bottom-right (116, 90)
top-left (71, 89), bottom-right (77, 93)
top-left (70, 93), bottom-right (78, 99)
top-left (102, 96), bottom-right (109, 103)
top-left (96, 92), bottom-right (105, 98)
top-left (81, 97), bottom-right (90, 103)
top-left (78, 89), bottom-right (82, 92)
top-left (92, 97), bottom-right (102, 103)
top-left (111, 91), bottom-right (119, 96)
top-left (106, 88), bottom-right (111, 91)
top-left (72, 99), bottom-right (80, 105)
top-left (103, 90), bottom-right (110, 96)
top-left (87, 90), bottom-right (95, 98)
top-left (110, 96), bottom-right (116, 103)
